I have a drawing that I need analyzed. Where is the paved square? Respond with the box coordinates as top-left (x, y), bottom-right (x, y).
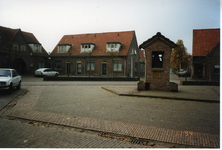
top-left (7, 86), bottom-right (220, 148)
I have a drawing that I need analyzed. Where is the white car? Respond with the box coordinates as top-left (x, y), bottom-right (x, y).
top-left (0, 68), bottom-right (22, 94)
top-left (34, 68), bottom-right (59, 77)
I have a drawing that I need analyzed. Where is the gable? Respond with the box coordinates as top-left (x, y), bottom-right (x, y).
top-left (193, 28), bottom-right (220, 57)
top-left (139, 32), bottom-right (177, 49)
top-left (50, 31), bottom-right (136, 57)
top-left (0, 26), bottom-right (19, 51)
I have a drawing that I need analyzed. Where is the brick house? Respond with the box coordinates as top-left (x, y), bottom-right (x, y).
top-left (50, 31), bottom-right (140, 77)
top-left (0, 26), bottom-right (49, 75)
top-left (192, 28), bottom-right (220, 81)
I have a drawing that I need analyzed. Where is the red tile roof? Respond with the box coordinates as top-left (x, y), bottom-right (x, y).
top-left (50, 31), bottom-right (136, 57)
top-left (193, 28), bottom-right (220, 56)
top-left (0, 26), bottom-right (48, 55)
top-left (22, 31), bottom-right (41, 44)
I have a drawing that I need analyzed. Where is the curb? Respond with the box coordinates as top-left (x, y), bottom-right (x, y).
top-left (101, 87), bottom-right (220, 103)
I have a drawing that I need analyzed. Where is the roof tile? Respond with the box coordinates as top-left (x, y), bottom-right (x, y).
top-left (50, 31), bottom-right (135, 56)
top-left (193, 28), bottom-right (220, 56)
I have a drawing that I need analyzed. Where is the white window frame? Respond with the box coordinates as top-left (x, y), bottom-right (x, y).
top-left (113, 60), bottom-right (122, 71)
top-left (81, 44), bottom-right (95, 53)
top-left (34, 44), bottom-right (42, 53)
top-left (106, 43), bottom-right (121, 52)
top-left (58, 45), bottom-right (66, 53)
top-left (21, 45), bottom-right (26, 51)
top-left (82, 45), bottom-right (91, 52)
top-left (58, 44), bottom-right (71, 53)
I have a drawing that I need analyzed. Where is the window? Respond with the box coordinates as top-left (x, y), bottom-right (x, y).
top-left (34, 44), bottom-right (42, 53)
top-left (108, 44), bottom-right (117, 52)
top-left (58, 44), bottom-right (72, 53)
top-left (152, 52), bottom-right (164, 68)
top-left (82, 45), bottom-right (91, 52)
top-left (81, 43), bottom-right (95, 53)
top-left (12, 70), bottom-right (18, 77)
top-left (113, 60), bottom-right (122, 71)
top-left (35, 44), bottom-right (39, 52)
top-left (21, 45), bottom-right (26, 51)
top-left (39, 60), bottom-right (45, 68)
top-left (106, 42), bottom-right (121, 52)
top-left (58, 45), bottom-right (66, 53)
top-left (55, 60), bottom-right (62, 70)
top-left (87, 60), bottom-right (95, 70)
top-left (13, 44), bottom-right (18, 50)
top-left (30, 63), bottom-right (33, 68)
top-left (214, 65), bottom-right (220, 73)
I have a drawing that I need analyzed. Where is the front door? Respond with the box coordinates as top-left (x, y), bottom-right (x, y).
top-left (66, 62), bottom-right (71, 75)
top-left (102, 63), bottom-right (107, 75)
top-left (77, 63), bottom-right (81, 75)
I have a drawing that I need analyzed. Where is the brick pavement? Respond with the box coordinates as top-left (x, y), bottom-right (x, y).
top-left (7, 86), bottom-right (220, 148)
top-left (0, 118), bottom-right (146, 148)
top-left (0, 89), bottom-right (24, 110)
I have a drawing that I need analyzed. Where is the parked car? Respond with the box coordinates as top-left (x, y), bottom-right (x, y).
top-left (0, 68), bottom-right (21, 94)
top-left (34, 68), bottom-right (59, 77)
top-left (177, 70), bottom-right (190, 77)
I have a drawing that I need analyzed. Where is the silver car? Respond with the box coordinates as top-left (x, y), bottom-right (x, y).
top-left (34, 68), bottom-right (59, 77)
top-left (0, 68), bottom-right (21, 94)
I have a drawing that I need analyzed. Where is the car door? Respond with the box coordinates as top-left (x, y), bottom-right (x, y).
top-left (48, 69), bottom-right (55, 76)
top-left (43, 69), bottom-right (51, 76)
top-left (12, 70), bottom-right (19, 86)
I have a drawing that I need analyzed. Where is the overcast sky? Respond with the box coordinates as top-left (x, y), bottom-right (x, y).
top-left (0, 0), bottom-right (220, 54)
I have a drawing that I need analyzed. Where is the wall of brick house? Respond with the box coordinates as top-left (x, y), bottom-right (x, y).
top-left (144, 40), bottom-right (172, 91)
top-left (52, 56), bottom-right (128, 77)
top-left (202, 44), bottom-right (220, 81)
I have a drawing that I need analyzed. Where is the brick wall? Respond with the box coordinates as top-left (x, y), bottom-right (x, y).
top-left (52, 56), bottom-right (128, 76)
top-left (139, 32), bottom-right (178, 91)
top-left (144, 41), bottom-right (172, 91)
top-left (203, 43), bottom-right (220, 81)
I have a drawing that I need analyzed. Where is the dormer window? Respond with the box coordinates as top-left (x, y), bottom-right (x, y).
top-left (28, 43), bottom-right (42, 53)
top-left (80, 43), bottom-right (95, 53)
top-left (106, 42), bottom-right (121, 52)
top-left (58, 44), bottom-right (72, 53)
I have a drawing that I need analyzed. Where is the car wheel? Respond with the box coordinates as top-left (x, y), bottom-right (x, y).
top-left (55, 73), bottom-right (59, 77)
top-left (8, 83), bottom-right (13, 94)
top-left (17, 81), bottom-right (21, 90)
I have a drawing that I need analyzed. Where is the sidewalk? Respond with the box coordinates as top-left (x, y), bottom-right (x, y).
top-left (101, 85), bottom-right (220, 103)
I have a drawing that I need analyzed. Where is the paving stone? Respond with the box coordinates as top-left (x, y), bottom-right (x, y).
top-left (4, 85), bottom-right (220, 148)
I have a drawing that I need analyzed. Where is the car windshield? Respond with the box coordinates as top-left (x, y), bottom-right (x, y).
top-left (0, 70), bottom-right (11, 77)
